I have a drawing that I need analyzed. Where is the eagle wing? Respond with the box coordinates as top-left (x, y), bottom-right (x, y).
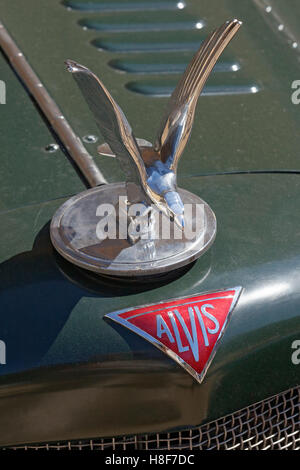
top-left (66, 60), bottom-right (149, 203)
top-left (155, 19), bottom-right (242, 172)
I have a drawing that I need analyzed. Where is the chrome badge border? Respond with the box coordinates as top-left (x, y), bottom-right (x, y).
top-left (105, 287), bottom-right (243, 383)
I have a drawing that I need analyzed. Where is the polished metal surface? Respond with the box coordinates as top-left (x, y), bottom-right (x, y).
top-left (50, 20), bottom-right (240, 276)
top-left (0, 0), bottom-right (299, 446)
top-left (0, 22), bottom-right (106, 188)
top-left (105, 288), bottom-right (242, 383)
top-left (65, 19), bottom-right (241, 228)
top-left (155, 19), bottom-right (242, 173)
top-left (50, 183), bottom-right (216, 277)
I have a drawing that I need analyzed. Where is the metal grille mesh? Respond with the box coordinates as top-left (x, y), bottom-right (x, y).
top-left (9, 386), bottom-right (300, 451)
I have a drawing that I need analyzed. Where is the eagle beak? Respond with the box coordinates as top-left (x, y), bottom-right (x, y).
top-left (163, 191), bottom-right (185, 230)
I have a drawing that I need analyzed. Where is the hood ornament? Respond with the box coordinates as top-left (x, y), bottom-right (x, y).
top-left (50, 20), bottom-right (242, 278)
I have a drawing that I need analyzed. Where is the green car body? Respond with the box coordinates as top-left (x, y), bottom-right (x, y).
top-left (0, 0), bottom-right (299, 447)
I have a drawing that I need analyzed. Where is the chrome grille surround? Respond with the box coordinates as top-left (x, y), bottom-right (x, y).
top-left (8, 386), bottom-right (300, 450)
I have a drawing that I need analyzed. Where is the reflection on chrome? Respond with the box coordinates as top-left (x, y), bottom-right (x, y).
top-left (65, 20), bottom-right (241, 230)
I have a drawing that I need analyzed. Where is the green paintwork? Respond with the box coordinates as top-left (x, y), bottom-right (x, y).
top-left (1, 0), bottom-right (300, 185)
top-left (0, 0), bottom-right (299, 446)
top-left (0, 42), bottom-right (85, 212)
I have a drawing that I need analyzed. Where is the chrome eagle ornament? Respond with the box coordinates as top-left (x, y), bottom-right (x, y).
top-left (50, 20), bottom-right (242, 278)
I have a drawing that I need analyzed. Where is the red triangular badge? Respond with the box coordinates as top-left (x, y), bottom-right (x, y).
top-left (105, 287), bottom-right (242, 383)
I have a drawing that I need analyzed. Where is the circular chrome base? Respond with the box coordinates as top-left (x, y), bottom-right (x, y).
top-left (50, 183), bottom-right (216, 277)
